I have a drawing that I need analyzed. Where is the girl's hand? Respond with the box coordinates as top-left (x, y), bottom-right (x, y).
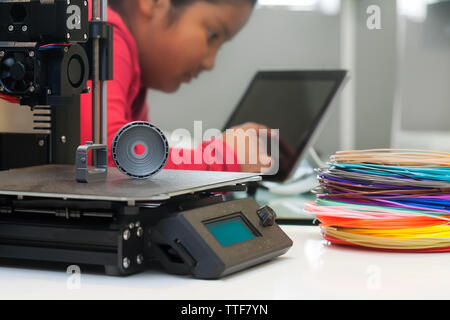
top-left (222, 122), bottom-right (275, 173)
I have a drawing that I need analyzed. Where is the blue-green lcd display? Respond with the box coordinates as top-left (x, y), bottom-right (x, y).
top-left (205, 215), bottom-right (256, 247)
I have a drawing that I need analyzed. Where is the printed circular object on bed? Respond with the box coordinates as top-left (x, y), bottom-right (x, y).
top-left (112, 122), bottom-right (169, 179)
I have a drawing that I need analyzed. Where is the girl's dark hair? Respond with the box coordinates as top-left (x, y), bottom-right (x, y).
top-left (170, 0), bottom-right (257, 6)
top-left (168, 0), bottom-right (257, 23)
top-left (109, 0), bottom-right (257, 25)
top-left (109, 0), bottom-right (257, 7)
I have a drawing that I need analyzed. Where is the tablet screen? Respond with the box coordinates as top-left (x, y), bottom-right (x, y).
top-left (224, 71), bottom-right (346, 182)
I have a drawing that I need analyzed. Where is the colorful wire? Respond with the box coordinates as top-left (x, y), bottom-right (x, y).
top-left (306, 149), bottom-right (450, 252)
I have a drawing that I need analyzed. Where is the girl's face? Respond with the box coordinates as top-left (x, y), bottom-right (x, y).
top-left (134, 0), bottom-right (254, 92)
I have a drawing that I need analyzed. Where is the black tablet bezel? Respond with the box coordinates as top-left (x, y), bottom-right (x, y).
top-left (223, 70), bottom-right (348, 183)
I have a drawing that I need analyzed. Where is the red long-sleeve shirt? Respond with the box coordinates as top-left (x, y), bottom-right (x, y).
top-left (80, 7), bottom-right (241, 172)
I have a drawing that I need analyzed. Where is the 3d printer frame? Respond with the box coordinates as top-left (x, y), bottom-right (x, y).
top-left (0, 0), bottom-right (293, 279)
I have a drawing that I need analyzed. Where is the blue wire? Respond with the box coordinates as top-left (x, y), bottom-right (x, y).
top-left (331, 163), bottom-right (450, 182)
top-left (38, 46), bottom-right (66, 50)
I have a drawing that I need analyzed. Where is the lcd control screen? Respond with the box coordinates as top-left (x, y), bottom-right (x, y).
top-left (205, 214), bottom-right (256, 247)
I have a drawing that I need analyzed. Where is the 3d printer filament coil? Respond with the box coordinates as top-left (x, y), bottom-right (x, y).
top-left (112, 122), bottom-right (169, 179)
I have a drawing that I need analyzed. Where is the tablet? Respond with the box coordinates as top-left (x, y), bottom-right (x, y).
top-left (224, 70), bottom-right (347, 183)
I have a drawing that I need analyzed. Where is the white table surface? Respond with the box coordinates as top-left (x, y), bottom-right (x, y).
top-left (1, 225), bottom-right (450, 300)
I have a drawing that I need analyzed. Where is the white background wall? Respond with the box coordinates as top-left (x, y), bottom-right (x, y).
top-left (353, 0), bottom-right (397, 149)
top-left (392, 1), bottom-right (450, 151)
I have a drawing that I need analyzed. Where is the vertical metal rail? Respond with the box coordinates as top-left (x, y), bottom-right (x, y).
top-left (75, 0), bottom-right (108, 182)
top-left (91, 0), bottom-right (100, 147)
top-left (100, 0), bottom-right (108, 146)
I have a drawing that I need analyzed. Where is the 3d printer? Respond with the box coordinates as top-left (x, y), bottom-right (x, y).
top-left (0, 0), bottom-right (292, 279)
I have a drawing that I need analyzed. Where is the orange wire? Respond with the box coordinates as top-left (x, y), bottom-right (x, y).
top-left (316, 215), bottom-right (448, 229)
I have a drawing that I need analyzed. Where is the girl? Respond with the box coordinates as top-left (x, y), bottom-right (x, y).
top-left (81, 0), bottom-right (272, 173)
